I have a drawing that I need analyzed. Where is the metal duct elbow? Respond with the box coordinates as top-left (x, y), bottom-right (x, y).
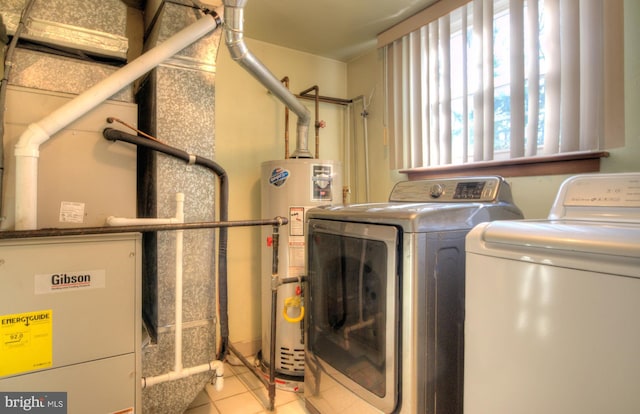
top-left (223, 0), bottom-right (312, 158)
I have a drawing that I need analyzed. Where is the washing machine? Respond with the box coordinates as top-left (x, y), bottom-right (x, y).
top-left (304, 176), bottom-right (523, 414)
top-left (464, 172), bottom-right (640, 414)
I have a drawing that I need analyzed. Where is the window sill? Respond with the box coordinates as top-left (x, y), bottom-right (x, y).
top-left (400, 151), bottom-right (609, 180)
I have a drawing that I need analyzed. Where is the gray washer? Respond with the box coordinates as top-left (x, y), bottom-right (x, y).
top-left (304, 176), bottom-right (523, 414)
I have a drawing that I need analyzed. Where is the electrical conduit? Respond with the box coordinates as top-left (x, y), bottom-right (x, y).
top-left (13, 11), bottom-right (222, 230)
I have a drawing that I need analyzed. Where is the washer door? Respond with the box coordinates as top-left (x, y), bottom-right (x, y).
top-left (306, 219), bottom-right (399, 413)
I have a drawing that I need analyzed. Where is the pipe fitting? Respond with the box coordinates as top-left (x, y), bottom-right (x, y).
top-left (141, 359), bottom-right (225, 389)
top-left (14, 123), bottom-right (49, 158)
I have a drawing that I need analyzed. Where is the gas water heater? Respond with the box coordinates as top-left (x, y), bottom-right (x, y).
top-left (261, 158), bottom-right (342, 388)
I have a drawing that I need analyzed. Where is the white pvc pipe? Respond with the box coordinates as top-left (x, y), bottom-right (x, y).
top-left (174, 193), bottom-right (185, 373)
top-left (13, 13), bottom-right (221, 230)
top-left (108, 194), bottom-right (186, 370)
top-left (109, 194), bottom-right (223, 389)
top-left (142, 360), bottom-right (225, 389)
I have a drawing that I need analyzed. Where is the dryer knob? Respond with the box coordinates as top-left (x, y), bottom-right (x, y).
top-left (430, 184), bottom-right (444, 198)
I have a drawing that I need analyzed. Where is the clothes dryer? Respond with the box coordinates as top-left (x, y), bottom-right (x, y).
top-left (304, 176), bottom-right (523, 414)
top-left (464, 172), bottom-right (640, 414)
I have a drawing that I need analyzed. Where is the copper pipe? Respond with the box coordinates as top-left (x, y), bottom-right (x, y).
top-left (295, 94), bottom-right (352, 106)
top-left (266, 82), bottom-right (351, 158)
top-left (299, 85), bottom-right (320, 158)
top-left (281, 76), bottom-right (290, 159)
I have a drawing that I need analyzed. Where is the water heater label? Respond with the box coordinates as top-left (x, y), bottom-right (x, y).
top-left (288, 206), bottom-right (313, 277)
top-left (289, 207), bottom-right (305, 236)
top-left (34, 269), bottom-right (106, 295)
top-left (311, 164), bottom-right (333, 201)
top-left (268, 167), bottom-right (290, 187)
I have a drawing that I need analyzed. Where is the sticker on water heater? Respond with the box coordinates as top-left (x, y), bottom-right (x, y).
top-left (34, 269), bottom-right (106, 295)
top-left (289, 207), bottom-right (305, 236)
top-left (288, 241), bottom-right (305, 277)
top-left (311, 164), bottom-right (332, 201)
top-left (268, 167), bottom-right (290, 187)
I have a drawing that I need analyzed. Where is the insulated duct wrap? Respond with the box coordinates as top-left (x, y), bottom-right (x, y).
top-left (0, 0), bottom-right (129, 60)
top-left (136, 3), bottom-right (223, 413)
top-left (8, 48), bottom-right (134, 102)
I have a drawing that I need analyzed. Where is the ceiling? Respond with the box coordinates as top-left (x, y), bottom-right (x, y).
top-left (123, 0), bottom-right (439, 62)
top-left (240, 0), bottom-right (438, 62)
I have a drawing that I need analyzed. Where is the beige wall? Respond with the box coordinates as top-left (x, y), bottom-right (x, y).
top-left (215, 39), bottom-right (347, 351)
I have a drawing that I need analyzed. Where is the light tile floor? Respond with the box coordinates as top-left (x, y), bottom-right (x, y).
top-left (184, 359), bottom-right (309, 414)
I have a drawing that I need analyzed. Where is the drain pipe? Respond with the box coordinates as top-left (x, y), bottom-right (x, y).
top-left (138, 194), bottom-right (224, 389)
top-left (13, 11), bottom-right (222, 230)
top-left (107, 193), bottom-right (186, 373)
top-left (106, 193), bottom-right (225, 389)
top-left (223, 0), bottom-right (312, 158)
top-left (143, 360), bottom-right (225, 389)
top-left (105, 193), bottom-right (185, 227)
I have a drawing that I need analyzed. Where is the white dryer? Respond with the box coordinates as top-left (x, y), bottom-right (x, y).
top-left (464, 173), bottom-right (640, 414)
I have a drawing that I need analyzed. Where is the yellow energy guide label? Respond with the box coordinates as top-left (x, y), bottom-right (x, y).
top-left (0, 310), bottom-right (53, 377)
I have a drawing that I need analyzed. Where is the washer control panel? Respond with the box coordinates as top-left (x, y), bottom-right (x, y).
top-left (548, 173), bottom-right (640, 221)
top-left (561, 174), bottom-right (640, 207)
top-left (390, 176), bottom-right (506, 203)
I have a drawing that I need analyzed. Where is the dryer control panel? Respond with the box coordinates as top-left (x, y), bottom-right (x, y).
top-left (390, 176), bottom-right (509, 203)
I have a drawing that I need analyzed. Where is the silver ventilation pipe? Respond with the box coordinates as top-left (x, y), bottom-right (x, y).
top-left (223, 0), bottom-right (312, 158)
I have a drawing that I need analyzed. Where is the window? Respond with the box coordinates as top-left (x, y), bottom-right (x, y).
top-left (379, 0), bottom-right (624, 174)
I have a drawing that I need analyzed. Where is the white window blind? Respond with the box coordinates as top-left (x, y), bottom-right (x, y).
top-left (381, 0), bottom-right (624, 170)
